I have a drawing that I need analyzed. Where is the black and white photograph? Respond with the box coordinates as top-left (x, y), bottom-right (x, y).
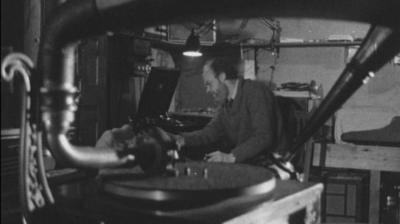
top-left (1, 1), bottom-right (399, 224)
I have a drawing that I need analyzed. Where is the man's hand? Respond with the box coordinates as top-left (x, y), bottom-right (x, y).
top-left (205, 151), bottom-right (236, 163)
top-left (112, 124), bottom-right (134, 140)
top-left (111, 124), bottom-right (136, 149)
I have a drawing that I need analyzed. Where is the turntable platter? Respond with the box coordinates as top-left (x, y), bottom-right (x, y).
top-left (100, 162), bottom-right (275, 204)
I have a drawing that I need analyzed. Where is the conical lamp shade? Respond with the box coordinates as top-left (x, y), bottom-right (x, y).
top-left (183, 30), bottom-right (202, 57)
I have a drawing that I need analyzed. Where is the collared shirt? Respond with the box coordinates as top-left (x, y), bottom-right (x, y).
top-left (228, 79), bottom-right (239, 100)
top-left (225, 79), bottom-right (239, 108)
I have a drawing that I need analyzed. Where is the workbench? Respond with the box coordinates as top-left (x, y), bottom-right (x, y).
top-left (37, 175), bottom-right (323, 224)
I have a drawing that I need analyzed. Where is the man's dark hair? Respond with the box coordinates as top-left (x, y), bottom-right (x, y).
top-left (209, 57), bottom-right (239, 80)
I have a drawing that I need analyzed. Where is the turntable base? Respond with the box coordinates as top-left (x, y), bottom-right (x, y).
top-left (48, 165), bottom-right (323, 224)
top-left (99, 162), bottom-right (276, 204)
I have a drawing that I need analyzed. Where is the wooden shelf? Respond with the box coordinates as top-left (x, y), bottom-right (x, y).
top-left (274, 90), bottom-right (321, 99)
top-left (1, 128), bottom-right (20, 140)
top-left (240, 41), bottom-right (362, 49)
top-left (312, 143), bottom-right (400, 172)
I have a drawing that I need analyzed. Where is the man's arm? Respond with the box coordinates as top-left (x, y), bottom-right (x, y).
top-left (231, 85), bottom-right (276, 162)
top-left (180, 111), bottom-right (225, 147)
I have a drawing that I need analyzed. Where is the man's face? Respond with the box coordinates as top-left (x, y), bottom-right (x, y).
top-left (202, 61), bottom-right (228, 103)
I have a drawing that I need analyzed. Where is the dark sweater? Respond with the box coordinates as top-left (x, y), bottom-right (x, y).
top-left (182, 79), bottom-right (288, 162)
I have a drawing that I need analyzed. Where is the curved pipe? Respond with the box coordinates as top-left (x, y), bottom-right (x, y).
top-left (39, 0), bottom-right (400, 168)
top-left (39, 0), bottom-right (133, 168)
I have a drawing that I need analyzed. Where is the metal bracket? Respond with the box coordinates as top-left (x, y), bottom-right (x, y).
top-left (1, 53), bottom-right (54, 221)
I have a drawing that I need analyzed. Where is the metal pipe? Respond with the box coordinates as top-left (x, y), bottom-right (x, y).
top-left (286, 26), bottom-right (400, 161)
top-left (94, 0), bottom-right (400, 29)
top-left (41, 41), bottom-right (135, 168)
top-left (39, 0), bottom-right (135, 168)
top-left (39, 0), bottom-right (400, 168)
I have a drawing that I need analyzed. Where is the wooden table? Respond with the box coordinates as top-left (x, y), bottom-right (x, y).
top-left (44, 177), bottom-right (323, 224)
top-left (225, 180), bottom-right (323, 224)
top-left (312, 143), bottom-right (400, 223)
